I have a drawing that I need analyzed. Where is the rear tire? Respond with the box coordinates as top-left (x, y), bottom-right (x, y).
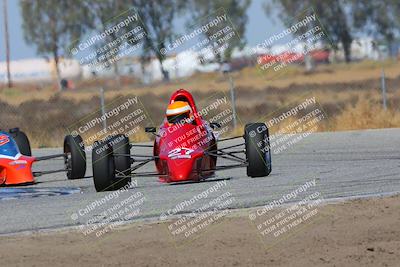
top-left (244, 123), bottom-right (272, 177)
top-left (9, 128), bottom-right (31, 156)
top-left (64, 135), bottom-right (86, 179)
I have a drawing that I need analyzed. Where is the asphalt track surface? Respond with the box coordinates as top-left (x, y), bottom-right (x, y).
top-left (0, 128), bottom-right (399, 235)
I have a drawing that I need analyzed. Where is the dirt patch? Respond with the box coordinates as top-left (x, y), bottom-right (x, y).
top-left (0, 195), bottom-right (399, 266)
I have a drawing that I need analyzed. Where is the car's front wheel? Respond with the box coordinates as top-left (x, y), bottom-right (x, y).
top-left (92, 138), bottom-right (131, 192)
top-left (64, 134), bottom-right (86, 179)
top-left (244, 123), bottom-right (272, 177)
top-left (92, 140), bottom-right (115, 192)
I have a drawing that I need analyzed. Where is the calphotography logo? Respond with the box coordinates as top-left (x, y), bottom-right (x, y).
top-left (248, 178), bottom-right (325, 249)
top-left (70, 180), bottom-right (146, 238)
top-left (160, 180), bottom-right (235, 245)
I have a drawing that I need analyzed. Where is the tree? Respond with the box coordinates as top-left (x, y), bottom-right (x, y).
top-left (350, 0), bottom-right (400, 58)
top-left (20, 0), bottom-right (88, 88)
top-left (130, 0), bottom-right (186, 81)
top-left (265, 0), bottom-right (353, 62)
top-left (188, 0), bottom-right (251, 62)
top-left (81, 0), bottom-right (134, 88)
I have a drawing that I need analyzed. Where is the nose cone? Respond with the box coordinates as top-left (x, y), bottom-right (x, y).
top-left (4, 156), bottom-right (35, 185)
top-left (167, 159), bottom-right (194, 182)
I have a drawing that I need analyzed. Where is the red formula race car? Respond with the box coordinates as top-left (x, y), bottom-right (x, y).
top-left (0, 128), bottom-right (86, 185)
top-left (92, 89), bottom-right (272, 192)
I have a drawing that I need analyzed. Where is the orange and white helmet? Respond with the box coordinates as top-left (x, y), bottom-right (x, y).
top-left (166, 101), bottom-right (193, 124)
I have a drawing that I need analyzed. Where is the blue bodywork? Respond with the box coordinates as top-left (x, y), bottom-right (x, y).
top-left (0, 131), bottom-right (20, 158)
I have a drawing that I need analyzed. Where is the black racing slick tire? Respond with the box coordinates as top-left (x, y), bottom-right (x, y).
top-left (244, 123), bottom-right (272, 177)
top-left (92, 140), bottom-right (115, 192)
top-left (109, 134), bottom-right (132, 179)
top-left (64, 134), bottom-right (86, 179)
top-left (92, 137), bottom-right (131, 192)
top-left (9, 128), bottom-right (32, 156)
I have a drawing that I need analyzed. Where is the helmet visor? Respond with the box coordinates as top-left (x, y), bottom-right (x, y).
top-left (167, 112), bottom-right (190, 124)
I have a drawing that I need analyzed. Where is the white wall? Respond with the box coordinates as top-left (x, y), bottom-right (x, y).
top-left (0, 58), bottom-right (81, 83)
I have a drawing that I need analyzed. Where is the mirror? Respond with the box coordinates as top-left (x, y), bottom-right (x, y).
top-left (209, 122), bottom-right (221, 130)
top-left (145, 127), bottom-right (156, 133)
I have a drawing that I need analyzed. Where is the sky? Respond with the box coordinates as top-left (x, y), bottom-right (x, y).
top-left (0, 0), bottom-right (285, 61)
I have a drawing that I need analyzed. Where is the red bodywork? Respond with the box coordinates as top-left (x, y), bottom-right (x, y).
top-left (258, 49), bottom-right (330, 65)
top-left (153, 89), bottom-right (217, 182)
top-left (0, 155), bottom-right (36, 185)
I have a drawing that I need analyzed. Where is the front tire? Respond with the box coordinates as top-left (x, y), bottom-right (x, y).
top-left (64, 135), bottom-right (86, 179)
top-left (92, 140), bottom-right (115, 192)
top-left (109, 134), bottom-right (131, 179)
top-left (92, 138), bottom-right (131, 192)
top-left (244, 123), bottom-right (272, 177)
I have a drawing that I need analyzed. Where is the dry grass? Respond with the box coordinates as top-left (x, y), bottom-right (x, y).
top-left (333, 97), bottom-right (400, 131)
top-left (1, 60), bottom-right (400, 147)
top-left (2, 59), bottom-right (399, 105)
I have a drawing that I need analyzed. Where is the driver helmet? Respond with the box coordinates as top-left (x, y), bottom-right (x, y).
top-left (166, 101), bottom-right (193, 124)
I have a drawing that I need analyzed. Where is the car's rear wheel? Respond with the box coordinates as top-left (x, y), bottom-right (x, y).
top-left (244, 123), bottom-right (272, 177)
top-left (9, 128), bottom-right (31, 156)
top-left (64, 135), bottom-right (86, 179)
